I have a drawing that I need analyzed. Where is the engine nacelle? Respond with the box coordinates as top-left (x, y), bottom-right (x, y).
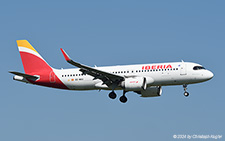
top-left (138, 86), bottom-right (162, 97)
top-left (121, 77), bottom-right (147, 91)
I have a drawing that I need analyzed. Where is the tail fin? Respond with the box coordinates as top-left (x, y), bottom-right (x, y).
top-left (17, 40), bottom-right (52, 74)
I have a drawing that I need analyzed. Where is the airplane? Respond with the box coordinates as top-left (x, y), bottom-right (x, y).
top-left (9, 40), bottom-right (214, 103)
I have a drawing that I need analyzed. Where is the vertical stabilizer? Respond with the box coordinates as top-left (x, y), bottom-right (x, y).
top-left (17, 40), bottom-right (52, 74)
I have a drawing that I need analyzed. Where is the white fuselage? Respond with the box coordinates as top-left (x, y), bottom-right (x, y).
top-left (53, 62), bottom-right (213, 90)
top-left (11, 40), bottom-right (214, 103)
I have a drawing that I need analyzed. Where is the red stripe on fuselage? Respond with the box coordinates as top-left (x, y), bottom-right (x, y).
top-left (20, 52), bottom-right (68, 89)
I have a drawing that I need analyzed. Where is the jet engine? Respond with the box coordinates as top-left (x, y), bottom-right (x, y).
top-left (120, 77), bottom-right (147, 91)
top-left (135, 86), bottom-right (162, 97)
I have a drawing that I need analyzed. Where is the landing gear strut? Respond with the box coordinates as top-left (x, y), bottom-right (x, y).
top-left (119, 91), bottom-right (128, 103)
top-left (183, 84), bottom-right (189, 97)
top-left (109, 91), bottom-right (117, 99)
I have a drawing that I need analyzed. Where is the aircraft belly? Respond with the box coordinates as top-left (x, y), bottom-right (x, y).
top-left (65, 80), bottom-right (96, 90)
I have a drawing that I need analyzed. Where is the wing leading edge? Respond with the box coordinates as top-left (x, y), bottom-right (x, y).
top-left (60, 48), bottom-right (124, 87)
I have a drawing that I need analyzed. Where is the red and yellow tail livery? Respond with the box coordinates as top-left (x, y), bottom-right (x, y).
top-left (17, 40), bottom-right (51, 74)
top-left (12, 40), bottom-right (68, 89)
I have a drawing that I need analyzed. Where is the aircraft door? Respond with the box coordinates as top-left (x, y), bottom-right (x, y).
top-left (180, 63), bottom-right (187, 75)
top-left (49, 71), bottom-right (56, 83)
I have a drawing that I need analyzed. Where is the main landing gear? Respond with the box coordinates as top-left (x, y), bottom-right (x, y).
top-left (109, 91), bottom-right (117, 99)
top-left (108, 90), bottom-right (128, 103)
top-left (119, 91), bottom-right (127, 103)
top-left (183, 84), bottom-right (189, 97)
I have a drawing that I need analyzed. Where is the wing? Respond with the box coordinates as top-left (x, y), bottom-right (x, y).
top-left (60, 48), bottom-right (124, 87)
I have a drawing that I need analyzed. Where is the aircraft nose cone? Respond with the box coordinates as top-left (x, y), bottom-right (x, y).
top-left (209, 71), bottom-right (214, 79)
top-left (206, 71), bottom-right (214, 80)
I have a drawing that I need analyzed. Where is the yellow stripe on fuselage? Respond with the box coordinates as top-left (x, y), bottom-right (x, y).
top-left (16, 40), bottom-right (38, 53)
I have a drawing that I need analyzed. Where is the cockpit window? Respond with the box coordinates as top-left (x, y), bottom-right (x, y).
top-left (193, 66), bottom-right (205, 70)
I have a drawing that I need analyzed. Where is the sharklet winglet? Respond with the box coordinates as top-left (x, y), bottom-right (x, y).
top-left (60, 48), bottom-right (71, 61)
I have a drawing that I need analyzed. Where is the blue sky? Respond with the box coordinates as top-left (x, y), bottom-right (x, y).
top-left (1, 0), bottom-right (224, 140)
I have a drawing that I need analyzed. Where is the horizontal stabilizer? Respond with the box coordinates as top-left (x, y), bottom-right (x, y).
top-left (9, 71), bottom-right (39, 80)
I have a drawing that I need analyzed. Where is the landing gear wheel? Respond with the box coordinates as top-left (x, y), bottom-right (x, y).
top-left (119, 96), bottom-right (127, 103)
top-left (184, 92), bottom-right (189, 97)
top-left (183, 84), bottom-right (189, 97)
top-left (109, 91), bottom-right (117, 99)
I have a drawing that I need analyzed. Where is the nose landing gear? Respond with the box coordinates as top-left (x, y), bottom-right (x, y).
top-left (183, 84), bottom-right (189, 97)
top-left (184, 91), bottom-right (189, 97)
